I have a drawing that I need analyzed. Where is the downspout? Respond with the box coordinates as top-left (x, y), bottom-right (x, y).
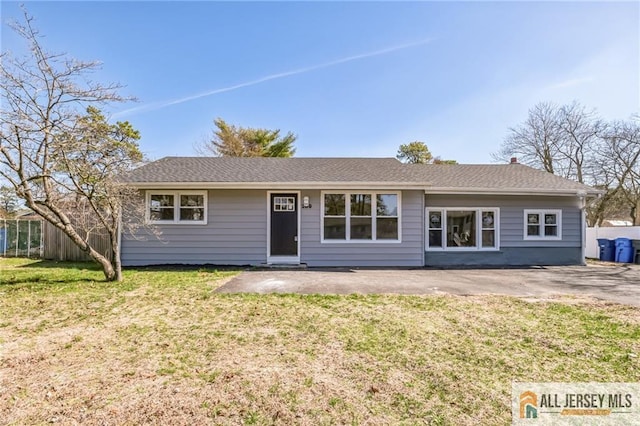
top-left (577, 191), bottom-right (587, 265)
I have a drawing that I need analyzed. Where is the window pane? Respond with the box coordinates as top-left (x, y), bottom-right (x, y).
top-left (482, 230), bottom-right (495, 247)
top-left (181, 194), bottom-right (204, 207)
top-left (429, 230), bottom-right (442, 247)
top-left (544, 226), bottom-right (557, 236)
top-left (274, 196), bottom-right (295, 212)
top-left (324, 194), bottom-right (345, 216)
top-left (151, 194), bottom-right (174, 208)
top-left (150, 208), bottom-right (174, 221)
top-left (482, 211), bottom-right (495, 229)
top-left (446, 210), bottom-right (476, 247)
top-left (324, 218), bottom-right (346, 239)
top-left (376, 194), bottom-right (398, 216)
top-left (350, 217), bottom-right (372, 239)
top-left (527, 225), bottom-right (540, 236)
top-left (527, 213), bottom-right (539, 224)
top-left (350, 194), bottom-right (371, 216)
top-left (428, 211), bottom-right (442, 229)
top-left (180, 208), bottom-right (204, 221)
top-left (376, 218), bottom-right (398, 239)
top-left (545, 214), bottom-right (556, 225)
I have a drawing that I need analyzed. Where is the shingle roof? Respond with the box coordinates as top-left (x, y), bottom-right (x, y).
top-left (406, 163), bottom-right (598, 194)
top-left (126, 157), bottom-right (413, 183)
top-left (125, 157), bottom-right (600, 195)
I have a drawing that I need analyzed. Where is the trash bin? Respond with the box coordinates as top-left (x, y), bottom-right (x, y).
top-left (632, 240), bottom-right (640, 264)
top-left (614, 238), bottom-right (634, 263)
top-left (597, 238), bottom-right (615, 262)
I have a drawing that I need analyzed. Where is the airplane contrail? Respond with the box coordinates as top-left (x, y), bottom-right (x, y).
top-left (113, 38), bottom-right (435, 117)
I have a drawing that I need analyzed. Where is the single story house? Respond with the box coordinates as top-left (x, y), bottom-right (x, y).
top-left (122, 157), bottom-right (600, 267)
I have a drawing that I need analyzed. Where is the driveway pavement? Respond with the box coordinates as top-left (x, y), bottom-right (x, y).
top-left (216, 264), bottom-right (640, 307)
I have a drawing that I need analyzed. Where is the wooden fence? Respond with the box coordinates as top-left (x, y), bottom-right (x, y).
top-left (43, 221), bottom-right (113, 261)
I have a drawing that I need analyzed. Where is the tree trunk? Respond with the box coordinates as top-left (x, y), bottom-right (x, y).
top-left (633, 200), bottom-right (640, 226)
top-left (111, 226), bottom-right (123, 282)
top-left (24, 200), bottom-right (118, 281)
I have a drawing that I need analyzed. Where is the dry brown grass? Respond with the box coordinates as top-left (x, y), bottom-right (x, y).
top-left (1, 258), bottom-right (639, 425)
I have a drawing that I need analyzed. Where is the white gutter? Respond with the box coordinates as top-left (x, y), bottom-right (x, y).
top-left (129, 181), bottom-right (432, 190)
top-left (424, 188), bottom-right (604, 197)
top-left (128, 181), bottom-right (602, 197)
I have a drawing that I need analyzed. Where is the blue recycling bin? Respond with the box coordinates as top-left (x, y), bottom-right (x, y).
top-left (614, 238), bottom-right (634, 263)
top-left (597, 238), bottom-right (615, 262)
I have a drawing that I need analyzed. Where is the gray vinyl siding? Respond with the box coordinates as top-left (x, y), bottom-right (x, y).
top-left (424, 194), bottom-right (584, 266)
top-left (122, 189), bottom-right (267, 266)
top-left (300, 190), bottom-right (424, 267)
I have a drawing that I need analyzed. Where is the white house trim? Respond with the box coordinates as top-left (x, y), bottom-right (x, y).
top-left (132, 181), bottom-right (430, 190)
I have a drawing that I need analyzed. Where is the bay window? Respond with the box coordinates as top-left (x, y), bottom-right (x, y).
top-left (322, 192), bottom-right (400, 242)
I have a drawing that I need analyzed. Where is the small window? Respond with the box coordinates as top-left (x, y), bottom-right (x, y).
top-left (180, 194), bottom-right (205, 221)
top-left (524, 210), bottom-right (561, 240)
top-left (147, 191), bottom-right (207, 224)
top-left (273, 197), bottom-right (295, 212)
top-left (428, 210), bottom-right (443, 248)
top-left (149, 194), bottom-right (175, 222)
top-left (481, 211), bottom-right (496, 248)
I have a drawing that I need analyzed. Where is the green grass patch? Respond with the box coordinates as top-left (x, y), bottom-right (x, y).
top-left (1, 258), bottom-right (638, 425)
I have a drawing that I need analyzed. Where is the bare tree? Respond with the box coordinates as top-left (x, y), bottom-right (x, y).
top-left (494, 102), bottom-right (563, 174)
top-left (0, 10), bottom-right (144, 281)
top-left (598, 119), bottom-right (640, 225)
top-left (495, 101), bottom-right (640, 226)
top-left (555, 102), bottom-right (603, 184)
top-left (0, 185), bottom-right (20, 218)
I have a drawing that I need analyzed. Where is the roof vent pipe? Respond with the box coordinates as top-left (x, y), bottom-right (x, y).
top-left (510, 157), bottom-right (518, 164)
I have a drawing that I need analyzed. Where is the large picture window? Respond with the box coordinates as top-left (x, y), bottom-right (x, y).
top-left (426, 208), bottom-right (499, 251)
top-left (322, 192), bottom-right (400, 242)
top-left (524, 210), bottom-right (561, 240)
top-left (147, 191), bottom-right (207, 224)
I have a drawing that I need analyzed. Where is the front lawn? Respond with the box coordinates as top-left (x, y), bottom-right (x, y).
top-left (1, 258), bottom-right (639, 425)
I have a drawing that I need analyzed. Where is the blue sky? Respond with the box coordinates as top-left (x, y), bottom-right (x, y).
top-left (2, 1), bottom-right (638, 163)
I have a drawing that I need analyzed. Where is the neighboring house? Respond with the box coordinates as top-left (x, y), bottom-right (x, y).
top-left (601, 219), bottom-right (633, 227)
top-left (122, 157), bottom-right (600, 267)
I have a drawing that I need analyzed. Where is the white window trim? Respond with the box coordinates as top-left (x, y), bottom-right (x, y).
top-left (523, 209), bottom-right (562, 240)
top-left (321, 191), bottom-right (402, 243)
top-left (425, 207), bottom-right (500, 251)
top-left (146, 190), bottom-right (208, 225)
